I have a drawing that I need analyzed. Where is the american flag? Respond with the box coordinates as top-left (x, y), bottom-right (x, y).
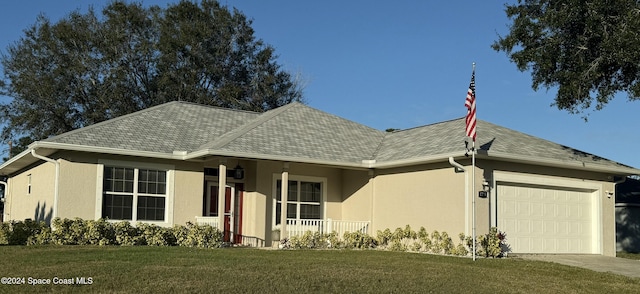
top-left (465, 69), bottom-right (476, 142)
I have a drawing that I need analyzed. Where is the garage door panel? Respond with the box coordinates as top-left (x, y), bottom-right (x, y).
top-left (497, 183), bottom-right (594, 254)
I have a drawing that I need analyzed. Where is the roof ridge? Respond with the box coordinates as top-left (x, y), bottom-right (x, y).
top-left (197, 102), bottom-right (301, 150)
top-left (369, 132), bottom-right (390, 160)
top-left (393, 116), bottom-right (466, 133)
top-left (174, 100), bottom-right (262, 115)
top-left (43, 101), bottom-right (181, 143)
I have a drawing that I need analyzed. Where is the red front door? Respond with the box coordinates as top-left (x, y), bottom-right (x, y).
top-left (223, 186), bottom-right (232, 242)
top-left (206, 183), bottom-right (243, 243)
top-left (234, 183), bottom-right (244, 243)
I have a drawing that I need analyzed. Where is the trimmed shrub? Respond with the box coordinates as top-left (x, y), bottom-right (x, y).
top-left (174, 222), bottom-right (222, 248)
top-left (343, 231), bottom-right (376, 249)
top-left (138, 223), bottom-right (176, 246)
top-left (0, 219), bottom-right (49, 245)
top-left (376, 228), bottom-right (392, 247)
top-left (2, 218), bottom-right (223, 248)
top-left (477, 227), bottom-right (509, 258)
top-left (0, 222), bottom-right (9, 245)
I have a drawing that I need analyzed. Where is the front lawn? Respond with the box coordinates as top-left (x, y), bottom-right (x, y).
top-left (618, 252), bottom-right (640, 260)
top-left (1, 246), bottom-right (639, 293)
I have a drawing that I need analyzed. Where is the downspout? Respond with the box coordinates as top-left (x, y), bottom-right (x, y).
top-left (448, 157), bottom-right (466, 173)
top-left (0, 181), bottom-right (6, 202)
top-left (0, 181), bottom-right (6, 221)
top-left (449, 157), bottom-right (470, 236)
top-left (31, 149), bottom-right (60, 220)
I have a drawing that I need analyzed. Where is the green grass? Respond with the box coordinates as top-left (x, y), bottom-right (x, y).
top-left (1, 246), bottom-right (639, 293)
top-left (618, 252), bottom-right (640, 260)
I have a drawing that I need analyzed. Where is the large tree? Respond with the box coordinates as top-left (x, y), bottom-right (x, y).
top-left (492, 0), bottom-right (640, 116)
top-left (0, 0), bottom-right (303, 157)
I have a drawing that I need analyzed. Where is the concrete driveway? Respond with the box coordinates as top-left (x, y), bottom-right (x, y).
top-left (518, 255), bottom-right (640, 279)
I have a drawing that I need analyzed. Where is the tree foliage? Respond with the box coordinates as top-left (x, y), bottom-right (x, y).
top-left (0, 0), bottom-right (303, 156)
top-left (492, 0), bottom-right (640, 116)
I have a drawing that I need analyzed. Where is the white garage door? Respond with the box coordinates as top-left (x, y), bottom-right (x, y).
top-left (497, 183), bottom-right (595, 254)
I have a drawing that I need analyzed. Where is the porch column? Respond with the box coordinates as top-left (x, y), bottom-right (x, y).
top-left (218, 160), bottom-right (227, 231)
top-left (280, 163), bottom-right (289, 239)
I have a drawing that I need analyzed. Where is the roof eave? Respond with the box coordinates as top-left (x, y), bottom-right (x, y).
top-left (186, 149), bottom-right (368, 169)
top-left (482, 151), bottom-right (640, 175)
top-left (0, 142), bottom-right (189, 176)
top-left (369, 152), bottom-right (466, 169)
top-left (32, 142), bottom-right (184, 160)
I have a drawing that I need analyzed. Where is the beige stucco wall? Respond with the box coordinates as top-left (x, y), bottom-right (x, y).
top-left (57, 159), bottom-right (97, 220)
top-left (371, 162), bottom-right (467, 236)
top-left (340, 169), bottom-right (373, 222)
top-left (4, 161), bottom-right (56, 222)
top-left (172, 162), bottom-right (204, 226)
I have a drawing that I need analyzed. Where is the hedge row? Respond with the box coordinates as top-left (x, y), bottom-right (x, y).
top-left (0, 218), bottom-right (223, 248)
top-left (1, 218), bottom-right (509, 258)
top-left (283, 225), bottom-right (509, 258)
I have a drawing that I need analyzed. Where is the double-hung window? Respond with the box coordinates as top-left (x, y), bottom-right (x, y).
top-left (274, 179), bottom-right (323, 225)
top-left (102, 166), bottom-right (167, 222)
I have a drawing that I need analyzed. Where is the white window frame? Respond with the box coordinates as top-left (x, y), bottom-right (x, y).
top-left (272, 174), bottom-right (327, 227)
top-left (95, 160), bottom-right (174, 227)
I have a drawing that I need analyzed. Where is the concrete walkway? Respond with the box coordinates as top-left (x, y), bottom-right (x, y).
top-left (518, 255), bottom-right (640, 279)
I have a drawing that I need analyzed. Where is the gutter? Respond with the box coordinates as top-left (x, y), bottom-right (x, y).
top-left (481, 150), bottom-right (640, 175)
top-left (31, 149), bottom-right (60, 220)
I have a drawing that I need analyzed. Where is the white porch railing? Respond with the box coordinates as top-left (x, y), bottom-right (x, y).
top-left (195, 216), bottom-right (220, 229)
top-left (283, 218), bottom-right (370, 238)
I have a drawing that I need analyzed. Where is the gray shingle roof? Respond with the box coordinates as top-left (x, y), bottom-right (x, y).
top-left (376, 118), bottom-right (636, 171)
top-left (37, 101), bottom-right (637, 173)
top-left (44, 102), bottom-right (259, 153)
top-left (213, 103), bottom-right (385, 163)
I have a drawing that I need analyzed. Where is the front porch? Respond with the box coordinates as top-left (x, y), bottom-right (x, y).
top-left (196, 159), bottom-right (373, 247)
top-left (195, 217), bottom-right (370, 243)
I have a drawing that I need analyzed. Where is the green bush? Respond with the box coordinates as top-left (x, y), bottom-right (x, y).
top-left (0, 222), bottom-right (9, 244)
top-left (2, 218), bottom-right (223, 248)
top-left (451, 233), bottom-right (469, 256)
top-left (477, 227), bottom-right (509, 258)
top-left (440, 232), bottom-right (454, 255)
top-left (0, 219), bottom-right (49, 245)
top-left (389, 240), bottom-right (407, 252)
top-left (289, 231), bottom-right (324, 249)
top-left (343, 231), bottom-right (376, 249)
top-left (138, 223), bottom-right (176, 246)
top-left (376, 228), bottom-right (392, 246)
top-left (174, 222), bottom-right (222, 248)
top-left (326, 231), bottom-right (342, 249)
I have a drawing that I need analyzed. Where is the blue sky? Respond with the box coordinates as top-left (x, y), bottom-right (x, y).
top-left (1, 1), bottom-right (638, 170)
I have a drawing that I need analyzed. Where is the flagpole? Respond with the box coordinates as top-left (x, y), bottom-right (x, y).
top-left (471, 62), bottom-right (476, 261)
top-left (464, 62), bottom-right (477, 261)
top-left (472, 139), bottom-right (476, 261)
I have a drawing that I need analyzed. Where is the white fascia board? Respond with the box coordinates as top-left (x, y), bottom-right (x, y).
top-left (483, 151), bottom-right (640, 175)
top-left (370, 152), bottom-right (467, 169)
top-left (0, 148), bottom-right (34, 170)
top-left (31, 142), bottom-right (186, 160)
top-left (185, 149), bottom-right (367, 169)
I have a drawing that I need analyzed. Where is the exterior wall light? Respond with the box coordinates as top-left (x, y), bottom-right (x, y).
top-left (233, 164), bottom-right (244, 180)
top-left (479, 181), bottom-right (490, 198)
